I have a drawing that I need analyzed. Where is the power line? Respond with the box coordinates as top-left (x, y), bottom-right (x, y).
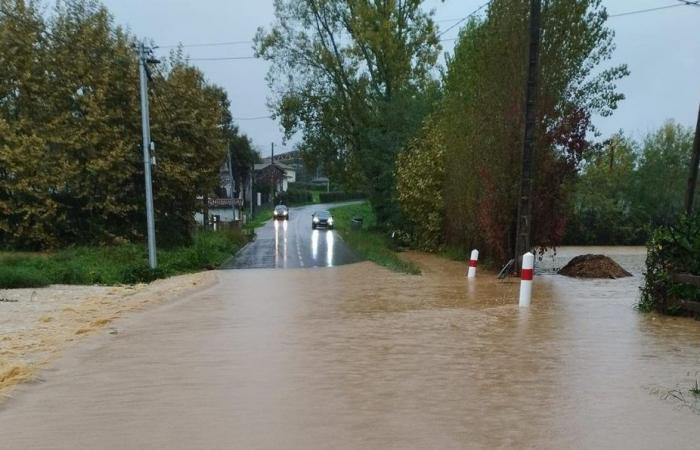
top-left (608, 3), bottom-right (687, 17)
top-left (157, 1), bottom-right (699, 61)
top-left (159, 40), bottom-right (252, 49)
top-left (437, 1), bottom-right (491, 37)
top-left (188, 55), bottom-right (258, 61)
top-left (233, 115), bottom-right (273, 121)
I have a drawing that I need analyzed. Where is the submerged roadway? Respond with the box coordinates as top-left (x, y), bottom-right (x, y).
top-left (224, 203), bottom-right (360, 269)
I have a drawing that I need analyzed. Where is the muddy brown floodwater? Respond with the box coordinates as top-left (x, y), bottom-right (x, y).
top-left (1, 247), bottom-right (700, 449)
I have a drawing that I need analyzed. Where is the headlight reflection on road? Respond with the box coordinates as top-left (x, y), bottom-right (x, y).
top-left (311, 229), bottom-right (319, 261)
top-left (282, 219), bottom-right (288, 268)
top-left (326, 231), bottom-right (334, 267)
top-left (274, 220), bottom-right (280, 267)
top-left (274, 220), bottom-right (289, 268)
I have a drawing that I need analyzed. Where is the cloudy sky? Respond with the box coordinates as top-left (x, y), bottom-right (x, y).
top-left (101, 0), bottom-right (700, 157)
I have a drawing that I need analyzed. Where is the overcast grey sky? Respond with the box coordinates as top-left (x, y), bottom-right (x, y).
top-left (101, 0), bottom-right (699, 156)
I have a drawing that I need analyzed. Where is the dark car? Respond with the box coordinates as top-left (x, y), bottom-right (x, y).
top-left (273, 205), bottom-right (289, 220)
top-left (312, 210), bottom-right (334, 229)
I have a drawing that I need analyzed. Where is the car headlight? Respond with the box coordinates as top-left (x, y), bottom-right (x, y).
top-left (328, 218), bottom-right (334, 224)
top-left (283, 211), bottom-right (288, 215)
top-left (313, 217), bottom-right (319, 223)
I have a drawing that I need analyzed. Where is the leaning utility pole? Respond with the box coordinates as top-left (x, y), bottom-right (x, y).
top-left (138, 42), bottom-right (157, 269)
top-left (684, 104), bottom-right (700, 215)
top-left (513, 0), bottom-right (542, 273)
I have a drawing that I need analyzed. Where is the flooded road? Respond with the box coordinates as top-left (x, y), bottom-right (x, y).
top-left (2, 248), bottom-right (700, 449)
top-left (225, 203), bottom-right (359, 269)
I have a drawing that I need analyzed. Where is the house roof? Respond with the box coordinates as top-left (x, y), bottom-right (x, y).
top-left (254, 162), bottom-right (294, 172)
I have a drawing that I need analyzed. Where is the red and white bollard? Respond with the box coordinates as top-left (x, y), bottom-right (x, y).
top-left (519, 252), bottom-right (534, 307)
top-left (467, 249), bottom-right (479, 278)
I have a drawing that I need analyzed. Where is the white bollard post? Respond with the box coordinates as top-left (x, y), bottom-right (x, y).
top-left (256, 192), bottom-right (262, 206)
top-left (519, 252), bottom-right (534, 307)
top-left (467, 249), bottom-right (479, 278)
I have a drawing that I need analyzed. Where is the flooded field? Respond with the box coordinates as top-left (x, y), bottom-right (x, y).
top-left (1, 246), bottom-right (699, 449)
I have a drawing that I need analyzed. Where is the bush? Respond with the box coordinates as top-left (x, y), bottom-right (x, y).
top-left (279, 187), bottom-right (313, 205)
top-left (396, 119), bottom-right (445, 251)
top-left (318, 192), bottom-right (365, 203)
top-left (640, 213), bottom-right (700, 313)
top-left (0, 265), bottom-right (51, 289)
top-left (0, 229), bottom-right (249, 288)
top-left (288, 181), bottom-right (328, 192)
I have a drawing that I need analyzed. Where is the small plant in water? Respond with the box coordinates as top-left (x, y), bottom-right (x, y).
top-left (690, 380), bottom-right (700, 396)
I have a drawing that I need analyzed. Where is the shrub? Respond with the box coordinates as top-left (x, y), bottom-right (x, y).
top-left (288, 182), bottom-right (328, 192)
top-left (279, 187), bottom-right (313, 205)
top-left (0, 266), bottom-right (51, 289)
top-left (396, 119), bottom-right (445, 251)
top-left (640, 213), bottom-right (700, 313)
top-left (318, 192), bottom-right (365, 203)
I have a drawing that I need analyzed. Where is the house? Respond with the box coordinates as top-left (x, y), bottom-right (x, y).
top-left (195, 158), bottom-right (243, 225)
top-left (254, 162), bottom-right (296, 192)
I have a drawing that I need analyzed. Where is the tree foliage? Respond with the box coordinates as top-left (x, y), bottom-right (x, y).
top-left (565, 122), bottom-right (696, 244)
top-left (0, 0), bottom-right (248, 249)
top-left (396, 0), bottom-right (627, 262)
top-left (255, 0), bottom-right (441, 224)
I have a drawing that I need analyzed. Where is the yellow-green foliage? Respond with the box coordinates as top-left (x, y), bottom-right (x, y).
top-left (0, 0), bottom-right (237, 249)
top-left (396, 120), bottom-right (445, 251)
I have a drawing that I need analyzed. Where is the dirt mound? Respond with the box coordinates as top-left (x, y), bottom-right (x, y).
top-left (558, 254), bottom-right (632, 279)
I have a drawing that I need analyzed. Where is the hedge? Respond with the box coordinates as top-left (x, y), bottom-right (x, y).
top-left (319, 192), bottom-right (366, 203)
top-left (639, 213), bottom-right (700, 314)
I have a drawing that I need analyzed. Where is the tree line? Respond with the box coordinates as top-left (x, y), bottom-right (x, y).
top-left (0, 0), bottom-right (256, 250)
top-left (260, 0), bottom-right (694, 263)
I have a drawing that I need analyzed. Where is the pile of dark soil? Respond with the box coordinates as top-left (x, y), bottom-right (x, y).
top-left (558, 254), bottom-right (632, 279)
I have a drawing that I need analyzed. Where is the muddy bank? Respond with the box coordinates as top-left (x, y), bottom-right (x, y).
top-left (0, 272), bottom-right (217, 399)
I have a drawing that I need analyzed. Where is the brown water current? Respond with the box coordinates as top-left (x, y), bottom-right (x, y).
top-left (1, 246), bottom-right (699, 449)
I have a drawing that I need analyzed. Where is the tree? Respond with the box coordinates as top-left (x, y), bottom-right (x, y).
top-left (634, 121), bottom-right (695, 228)
top-left (564, 134), bottom-right (644, 244)
top-left (0, 0), bottom-right (243, 249)
top-left (433, 0), bottom-right (627, 262)
top-left (255, 0), bottom-right (441, 224)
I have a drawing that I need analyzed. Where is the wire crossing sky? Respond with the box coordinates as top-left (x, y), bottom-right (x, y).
top-left (102, 0), bottom-right (700, 155)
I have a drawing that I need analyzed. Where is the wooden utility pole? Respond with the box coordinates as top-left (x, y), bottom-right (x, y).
top-left (514, 0), bottom-right (542, 273)
top-left (685, 104), bottom-right (700, 215)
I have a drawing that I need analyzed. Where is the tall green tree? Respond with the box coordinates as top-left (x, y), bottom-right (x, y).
top-left (0, 0), bottom-right (247, 249)
top-left (0, 0), bottom-right (56, 247)
top-left (255, 0), bottom-right (441, 223)
top-left (402, 0), bottom-right (628, 261)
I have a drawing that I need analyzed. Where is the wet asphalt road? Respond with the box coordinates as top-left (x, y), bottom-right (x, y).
top-left (224, 203), bottom-right (360, 269)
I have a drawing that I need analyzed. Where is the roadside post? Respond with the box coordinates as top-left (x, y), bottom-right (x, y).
top-left (257, 192), bottom-right (262, 207)
top-left (467, 249), bottom-right (479, 278)
top-left (519, 252), bottom-right (534, 307)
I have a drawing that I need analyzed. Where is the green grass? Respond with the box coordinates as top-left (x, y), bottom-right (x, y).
top-left (0, 229), bottom-right (249, 289)
top-left (691, 380), bottom-right (700, 396)
top-left (330, 202), bottom-right (420, 275)
top-left (244, 206), bottom-right (273, 232)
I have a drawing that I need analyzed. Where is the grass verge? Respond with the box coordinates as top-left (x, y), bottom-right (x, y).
top-left (243, 206), bottom-right (273, 232)
top-left (0, 229), bottom-right (249, 289)
top-left (330, 202), bottom-right (420, 275)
